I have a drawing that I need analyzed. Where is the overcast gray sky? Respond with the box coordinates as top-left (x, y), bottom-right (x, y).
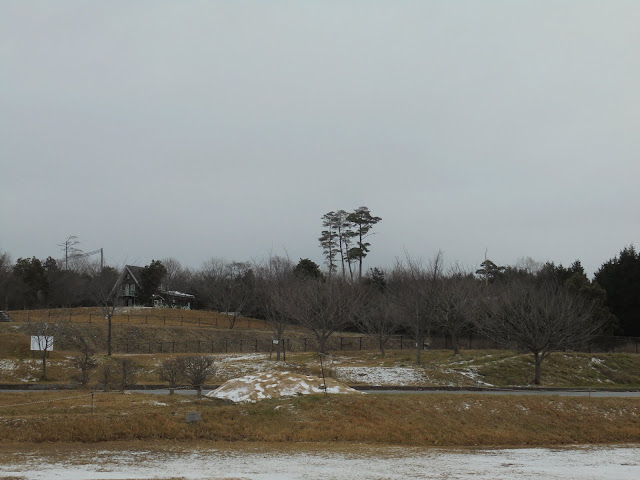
top-left (1, 1), bottom-right (638, 278)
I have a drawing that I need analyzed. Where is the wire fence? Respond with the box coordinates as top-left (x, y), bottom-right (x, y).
top-left (7, 309), bottom-right (268, 329)
top-left (5, 310), bottom-right (640, 355)
top-left (106, 334), bottom-right (640, 355)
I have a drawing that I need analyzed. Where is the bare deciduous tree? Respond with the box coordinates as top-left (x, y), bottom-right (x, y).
top-left (159, 358), bottom-right (185, 394)
top-left (28, 319), bottom-right (66, 380)
top-left (476, 280), bottom-right (600, 385)
top-left (118, 357), bottom-right (138, 390)
top-left (434, 272), bottom-right (479, 355)
top-left (89, 265), bottom-right (120, 355)
top-left (391, 252), bottom-right (443, 365)
top-left (260, 255), bottom-right (294, 361)
top-left (200, 259), bottom-right (255, 329)
top-left (71, 336), bottom-right (98, 386)
top-left (277, 277), bottom-right (365, 354)
top-left (357, 288), bottom-right (398, 357)
top-left (183, 356), bottom-right (215, 397)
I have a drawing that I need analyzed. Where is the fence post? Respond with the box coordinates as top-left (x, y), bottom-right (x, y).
top-left (340, 337), bottom-right (343, 350)
top-left (225, 339), bottom-right (228, 353)
top-left (255, 339), bottom-right (258, 352)
top-left (400, 336), bottom-right (403, 350)
top-left (240, 339), bottom-right (243, 352)
top-left (148, 342), bottom-right (151, 354)
top-left (359, 337), bottom-right (362, 351)
top-left (304, 338), bottom-right (307, 352)
top-left (172, 342), bottom-right (175, 353)
top-left (211, 340), bottom-right (214, 353)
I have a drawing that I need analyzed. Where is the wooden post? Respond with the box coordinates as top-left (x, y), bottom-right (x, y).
top-left (240, 339), bottom-right (243, 352)
top-left (255, 339), bottom-right (258, 352)
top-left (211, 340), bottom-right (214, 353)
top-left (359, 337), bottom-right (362, 351)
top-left (304, 338), bottom-right (307, 352)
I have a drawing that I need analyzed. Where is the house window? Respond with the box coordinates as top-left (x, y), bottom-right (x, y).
top-left (129, 284), bottom-right (135, 295)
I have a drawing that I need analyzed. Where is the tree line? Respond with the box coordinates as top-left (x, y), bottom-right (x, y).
top-left (1, 224), bottom-right (639, 383)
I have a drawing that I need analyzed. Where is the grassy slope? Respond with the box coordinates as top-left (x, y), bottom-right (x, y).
top-left (2, 325), bottom-right (640, 388)
top-left (2, 314), bottom-right (640, 447)
top-left (0, 391), bottom-right (638, 446)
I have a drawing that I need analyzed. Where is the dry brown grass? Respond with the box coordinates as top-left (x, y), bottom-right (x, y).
top-left (0, 391), bottom-right (638, 447)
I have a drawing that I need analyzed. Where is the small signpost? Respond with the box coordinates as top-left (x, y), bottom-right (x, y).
top-left (31, 336), bottom-right (54, 351)
top-left (186, 411), bottom-right (203, 424)
top-left (31, 336), bottom-right (53, 359)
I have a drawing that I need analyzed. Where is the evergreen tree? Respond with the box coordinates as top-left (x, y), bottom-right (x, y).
top-left (139, 260), bottom-right (167, 305)
top-left (293, 258), bottom-right (323, 280)
top-left (346, 206), bottom-right (382, 281)
top-left (594, 246), bottom-right (640, 336)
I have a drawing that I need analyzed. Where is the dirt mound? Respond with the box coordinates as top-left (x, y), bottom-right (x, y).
top-left (206, 371), bottom-right (361, 403)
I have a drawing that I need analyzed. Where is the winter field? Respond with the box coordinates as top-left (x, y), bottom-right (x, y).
top-left (1, 443), bottom-right (639, 480)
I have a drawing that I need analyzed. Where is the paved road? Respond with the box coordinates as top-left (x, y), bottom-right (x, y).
top-left (2, 387), bottom-right (640, 397)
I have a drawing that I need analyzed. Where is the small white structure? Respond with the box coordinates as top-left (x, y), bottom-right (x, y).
top-left (30, 335), bottom-right (54, 351)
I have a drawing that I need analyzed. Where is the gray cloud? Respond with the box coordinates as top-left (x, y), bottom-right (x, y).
top-left (1, 1), bottom-right (638, 277)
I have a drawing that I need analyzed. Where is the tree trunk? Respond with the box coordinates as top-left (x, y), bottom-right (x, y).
top-left (534, 352), bottom-right (542, 385)
top-left (107, 315), bottom-right (112, 356)
top-left (41, 353), bottom-right (47, 380)
top-left (452, 334), bottom-right (460, 355)
top-left (318, 335), bottom-right (327, 355)
top-left (196, 385), bottom-right (202, 398)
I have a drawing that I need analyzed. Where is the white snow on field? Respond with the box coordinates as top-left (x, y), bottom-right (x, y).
top-left (336, 366), bottom-right (425, 385)
top-left (2, 445), bottom-right (639, 479)
top-left (0, 359), bottom-right (17, 371)
top-left (207, 371), bottom-right (361, 403)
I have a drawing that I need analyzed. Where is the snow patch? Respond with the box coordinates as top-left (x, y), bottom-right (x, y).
top-left (207, 371), bottom-right (361, 403)
top-left (335, 366), bottom-right (424, 386)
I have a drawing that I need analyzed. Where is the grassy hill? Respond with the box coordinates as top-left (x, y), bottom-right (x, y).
top-left (1, 310), bottom-right (640, 388)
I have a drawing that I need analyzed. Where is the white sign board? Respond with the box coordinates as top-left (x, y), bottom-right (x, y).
top-left (272, 339), bottom-right (279, 345)
top-left (30, 336), bottom-right (54, 351)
